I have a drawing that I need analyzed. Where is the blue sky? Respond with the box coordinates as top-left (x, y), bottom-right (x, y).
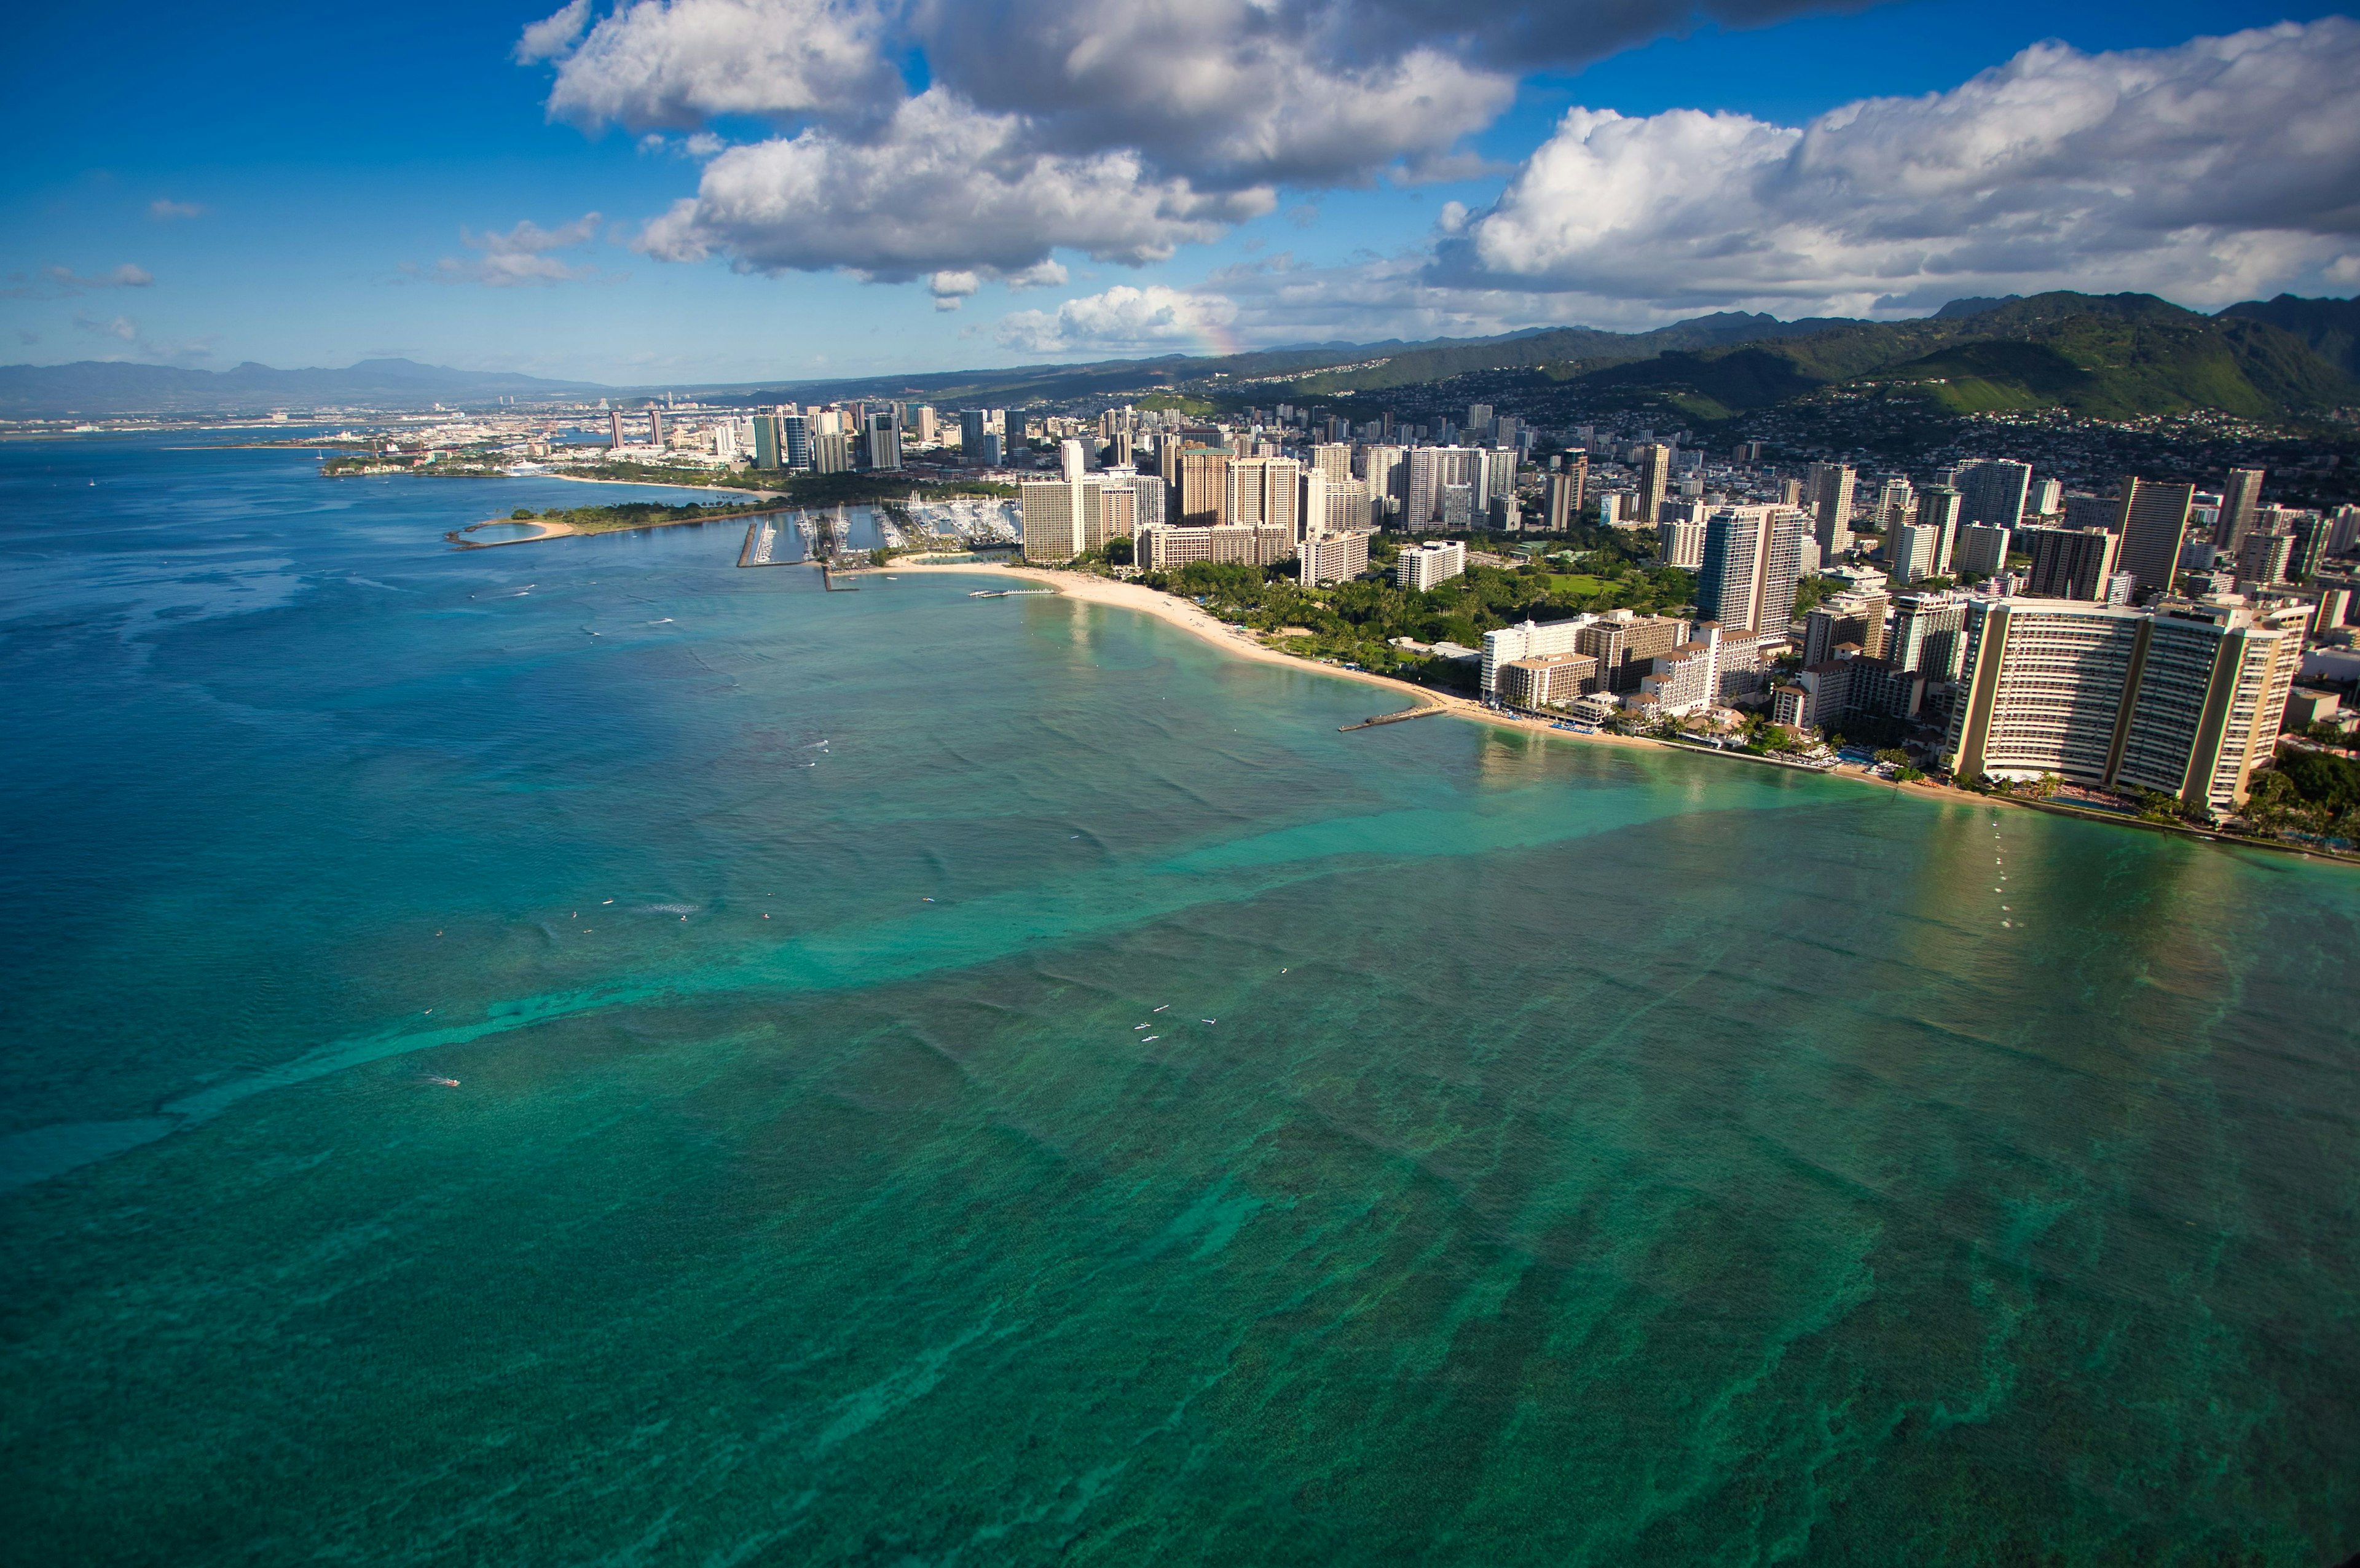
top-left (3, 0), bottom-right (2351, 385)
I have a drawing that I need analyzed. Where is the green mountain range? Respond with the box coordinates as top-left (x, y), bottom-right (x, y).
top-left (723, 291), bottom-right (2357, 429)
top-left (1520, 292), bottom-right (2360, 424)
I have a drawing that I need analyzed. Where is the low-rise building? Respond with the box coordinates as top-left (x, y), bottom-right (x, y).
top-left (1300, 529), bottom-right (1372, 586)
top-left (1497, 651), bottom-right (1602, 709)
top-left (1396, 539), bottom-right (1466, 591)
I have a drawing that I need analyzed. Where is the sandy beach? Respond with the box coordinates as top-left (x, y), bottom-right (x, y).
top-left (890, 560), bottom-right (1672, 756)
top-left (890, 564), bottom-right (2360, 855)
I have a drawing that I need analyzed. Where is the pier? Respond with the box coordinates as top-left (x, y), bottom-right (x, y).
top-left (1339, 706), bottom-right (1445, 732)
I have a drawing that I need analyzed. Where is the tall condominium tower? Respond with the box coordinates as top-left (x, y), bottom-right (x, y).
top-left (2212, 467), bottom-right (2265, 550)
top-left (1546, 459), bottom-right (1586, 531)
top-left (1957, 460), bottom-right (2032, 529)
top-left (1696, 507), bottom-right (1806, 633)
top-left (2021, 525), bottom-right (2122, 600)
top-left (2114, 477), bottom-right (2196, 600)
top-left (1888, 594), bottom-right (1968, 681)
top-left (1919, 485), bottom-right (1964, 574)
top-left (1635, 443), bottom-right (1672, 524)
top-left (1179, 449), bottom-right (1232, 526)
top-left (1310, 443), bottom-right (1353, 485)
top-left (1807, 462), bottom-right (1855, 555)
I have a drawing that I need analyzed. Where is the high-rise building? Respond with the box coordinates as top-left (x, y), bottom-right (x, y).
top-left (1887, 594), bottom-right (1969, 681)
top-left (648, 408), bottom-right (665, 447)
top-left (1229, 456), bottom-right (1301, 537)
top-left (608, 410), bottom-right (625, 450)
top-left (1957, 461), bottom-right (2032, 529)
top-left (1696, 506), bottom-right (1807, 633)
top-left (1441, 483), bottom-right (1475, 530)
top-left (1310, 443), bottom-right (1353, 485)
top-left (1299, 529), bottom-right (1372, 586)
top-left (1943, 598), bottom-right (2307, 813)
top-left (2114, 477), bottom-right (2195, 600)
top-left (1406, 446), bottom-right (1480, 527)
top-left (1658, 518), bottom-right (1705, 570)
top-left (813, 431), bottom-right (852, 474)
top-left (2286, 510), bottom-right (2329, 581)
top-left (1358, 444), bottom-right (1407, 522)
top-left (960, 409), bottom-right (988, 461)
top-left (1808, 461), bottom-right (1855, 555)
top-left (2020, 525), bottom-right (2122, 600)
top-left (1132, 474), bottom-right (1170, 527)
top-left (1179, 449), bottom-right (1232, 526)
top-left (2212, 467), bottom-right (2265, 550)
top-left (1466, 403), bottom-right (1493, 434)
top-left (2031, 477), bottom-right (2064, 516)
top-left (1918, 486), bottom-right (1964, 574)
top-left (1803, 590), bottom-right (1890, 664)
top-left (1546, 460), bottom-right (1586, 531)
top-left (1635, 443), bottom-right (1672, 524)
top-left (1059, 437), bottom-right (1087, 481)
top-left (1709, 514), bottom-right (1793, 637)
top-left (1877, 476), bottom-right (1915, 529)
top-left (2236, 529), bottom-right (2292, 585)
top-left (1020, 479), bottom-right (1081, 562)
top-left (863, 412), bottom-right (902, 470)
top-left (780, 414), bottom-right (812, 469)
top-left (1888, 520), bottom-right (1945, 584)
top-left (752, 414), bottom-right (779, 469)
top-left (1580, 611), bottom-right (1689, 694)
top-left (1956, 523), bottom-right (2013, 579)
top-left (1478, 448), bottom-right (1518, 515)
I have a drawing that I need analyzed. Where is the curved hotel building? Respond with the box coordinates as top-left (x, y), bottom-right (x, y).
top-left (1940, 598), bottom-right (2305, 814)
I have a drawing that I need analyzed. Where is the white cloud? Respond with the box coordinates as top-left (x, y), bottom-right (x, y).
top-left (637, 90), bottom-right (1273, 281)
top-left (927, 269), bottom-right (979, 310)
top-left (1003, 259), bottom-right (1068, 291)
top-left (49, 264), bottom-right (152, 289)
top-left (532, 0), bottom-right (1838, 280)
top-left (148, 199), bottom-right (204, 222)
top-left (917, 4), bottom-right (1512, 189)
top-left (515, 0), bottom-right (591, 62)
top-left (1454, 20), bottom-right (2360, 313)
top-left (535, 0), bottom-right (900, 130)
top-left (996, 284), bottom-right (1239, 355)
top-left (438, 213), bottom-right (605, 286)
top-left (74, 312), bottom-right (138, 340)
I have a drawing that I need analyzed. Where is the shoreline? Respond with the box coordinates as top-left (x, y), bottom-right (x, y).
top-left (887, 562), bottom-right (2360, 865)
top-left (448, 499), bottom-right (798, 550)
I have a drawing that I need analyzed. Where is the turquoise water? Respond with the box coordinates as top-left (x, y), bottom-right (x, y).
top-left (2, 437), bottom-right (2356, 1564)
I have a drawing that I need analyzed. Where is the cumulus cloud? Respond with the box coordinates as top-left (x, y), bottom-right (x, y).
top-left (996, 284), bottom-right (1239, 354)
top-left (438, 213), bottom-right (604, 285)
top-left (534, 0), bottom-right (900, 130)
top-left (915, 2), bottom-right (1513, 189)
top-left (148, 198), bottom-right (204, 222)
top-left (516, 0), bottom-right (591, 62)
top-left (927, 269), bottom-right (979, 310)
top-left (523, 0), bottom-right (1851, 280)
top-left (638, 90), bottom-right (1272, 280)
top-left (1453, 19), bottom-right (2360, 312)
top-left (74, 312), bottom-right (138, 340)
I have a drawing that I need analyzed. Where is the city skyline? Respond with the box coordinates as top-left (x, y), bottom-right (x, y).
top-left (4, 0), bottom-right (2354, 384)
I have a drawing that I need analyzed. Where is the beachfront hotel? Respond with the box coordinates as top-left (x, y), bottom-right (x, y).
top-left (1941, 598), bottom-right (2308, 813)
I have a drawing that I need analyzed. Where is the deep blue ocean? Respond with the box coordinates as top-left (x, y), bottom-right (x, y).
top-left (2, 434), bottom-right (2356, 1564)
